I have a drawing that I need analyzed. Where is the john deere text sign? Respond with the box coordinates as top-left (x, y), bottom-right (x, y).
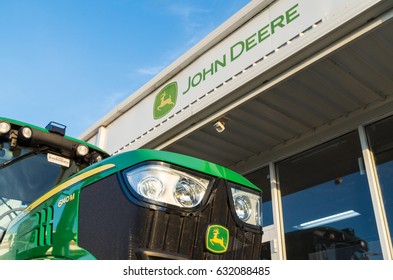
top-left (102, 0), bottom-right (372, 152)
top-left (153, 1), bottom-right (303, 120)
top-left (206, 224), bottom-right (229, 254)
top-left (153, 82), bottom-right (178, 119)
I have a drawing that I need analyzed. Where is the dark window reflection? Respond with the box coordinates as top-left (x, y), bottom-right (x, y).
top-left (261, 241), bottom-right (272, 260)
top-left (277, 131), bottom-right (382, 259)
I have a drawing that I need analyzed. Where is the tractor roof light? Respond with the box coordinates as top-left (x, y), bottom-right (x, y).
top-left (91, 153), bottom-right (103, 163)
top-left (0, 121), bottom-right (11, 135)
top-left (46, 121), bottom-right (66, 136)
top-left (19, 126), bottom-right (33, 140)
top-left (76, 144), bottom-right (89, 157)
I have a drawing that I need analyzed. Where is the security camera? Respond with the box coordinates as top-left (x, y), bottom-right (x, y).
top-left (213, 120), bottom-right (226, 133)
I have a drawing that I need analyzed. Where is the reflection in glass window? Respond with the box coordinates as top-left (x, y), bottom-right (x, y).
top-left (367, 116), bottom-right (393, 249)
top-left (277, 132), bottom-right (382, 260)
top-left (245, 166), bottom-right (272, 227)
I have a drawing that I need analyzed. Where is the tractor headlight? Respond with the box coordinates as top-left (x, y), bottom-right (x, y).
top-left (174, 177), bottom-right (206, 207)
top-left (234, 195), bottom-right (252, 221)
top-left (231, 187), bottom-right (262, 227)
top-left (138, 176), bottom-right (164, 199)
top-left (124, 163), bottom-right (210, 208)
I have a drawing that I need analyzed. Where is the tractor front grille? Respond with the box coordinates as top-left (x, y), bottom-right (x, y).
top-left (78, 174), bottom-right (262, 260)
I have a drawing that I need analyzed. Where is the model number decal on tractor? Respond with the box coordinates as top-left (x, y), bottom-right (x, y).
top-left (57, 193), bottom-right (75, 207)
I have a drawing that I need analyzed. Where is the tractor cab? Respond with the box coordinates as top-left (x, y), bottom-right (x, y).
top-left (0, 118), bottom-right (108, 242)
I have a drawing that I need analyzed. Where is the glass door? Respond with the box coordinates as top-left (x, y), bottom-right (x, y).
top-left (366, 116), bottom-right (393, 253)
top-left (276, 131), bottom-right (382, 260)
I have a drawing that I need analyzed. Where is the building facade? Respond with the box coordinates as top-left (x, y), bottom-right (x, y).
top-left (81, 0), bottom-right (393, 259)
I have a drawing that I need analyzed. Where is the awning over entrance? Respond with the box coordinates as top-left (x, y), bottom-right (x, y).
top-left (162, 13), bottom-right (393, 172)
top-left (81, 1), bottom-right (393, 175)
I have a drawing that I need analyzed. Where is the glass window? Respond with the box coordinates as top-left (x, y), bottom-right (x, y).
top-left (366, 116), bottom-right (393, 249)
top-left (277, 132), bottom-right (382, 260)
top-left (245, 166), bottom-right (273, 227)
top-left (0, 142), bottom-right (80, 240)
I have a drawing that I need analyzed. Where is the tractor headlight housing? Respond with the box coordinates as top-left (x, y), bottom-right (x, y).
top-left (123, 162), bottom-right (211, 209)
top-left (230, 185), bottom-right (262, 227)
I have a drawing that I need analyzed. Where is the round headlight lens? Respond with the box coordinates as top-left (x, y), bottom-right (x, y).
top-left (76, 144), bottom-right (89, 157)
top-left (20, 126), bottom-right (33, 139)
top-left (138, 176), bottom-right (164, 200)
top-left (174, 178), bottom-right (205, 207)
top-left (0, 121), bottom-right (11, 134)
top-left (234, 195), bottom-right (252, 221)
top-left (175, 179), bottom-right (197, 207)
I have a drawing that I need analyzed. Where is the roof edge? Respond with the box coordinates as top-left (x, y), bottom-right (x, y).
top-left (79, 0), bottom-right (276, 141)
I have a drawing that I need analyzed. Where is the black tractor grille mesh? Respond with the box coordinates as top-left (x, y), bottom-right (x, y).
top-left (78, 174), bottom-right (262, 260)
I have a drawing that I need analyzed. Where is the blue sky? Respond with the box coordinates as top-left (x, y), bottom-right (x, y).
top-left (1, 0), bottom-right (250, 137)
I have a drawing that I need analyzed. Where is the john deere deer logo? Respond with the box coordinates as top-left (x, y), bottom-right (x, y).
top-left (206, 224), bottom-right (229, 254)
top-left (157, 91), bottom-right (174, 111)
top-left (153, 82), bottom-right (178, 119)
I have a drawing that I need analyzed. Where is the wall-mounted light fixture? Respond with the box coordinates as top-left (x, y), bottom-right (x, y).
top-left (213, 120), bottom-right (226, 133)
